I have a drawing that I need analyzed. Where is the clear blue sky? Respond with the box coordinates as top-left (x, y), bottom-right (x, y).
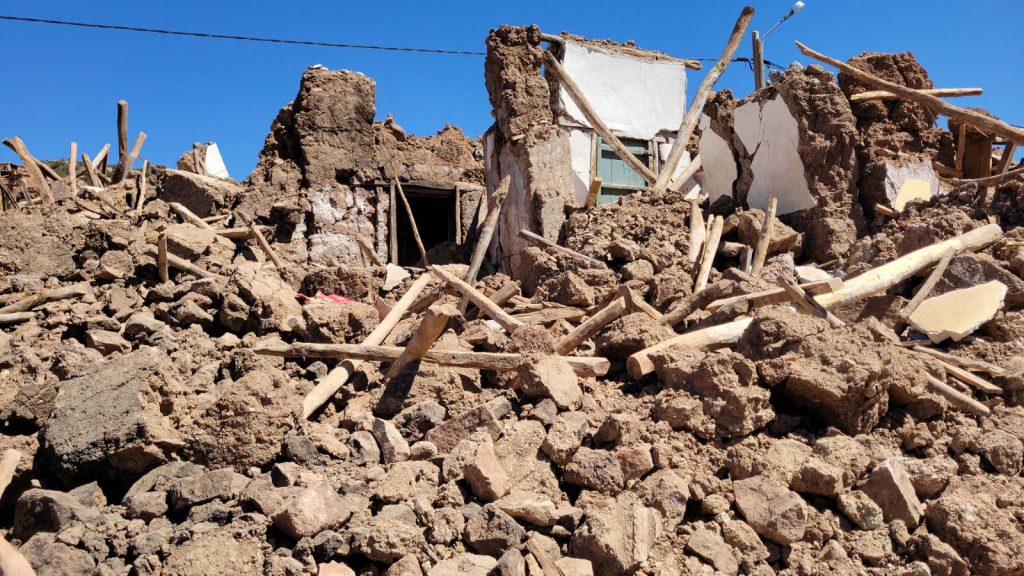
top-left (2, 1), bottom-right (1022, 178)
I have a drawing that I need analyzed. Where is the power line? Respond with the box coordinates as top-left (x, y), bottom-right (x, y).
top-left (0, 14), bottom-right (486, 56)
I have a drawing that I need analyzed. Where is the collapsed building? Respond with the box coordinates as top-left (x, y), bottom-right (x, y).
top-left (3, 10), bottom-right (1024, 576)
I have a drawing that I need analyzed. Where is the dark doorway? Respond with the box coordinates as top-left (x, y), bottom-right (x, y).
top-left (396, 185), bottom-right (457, 266)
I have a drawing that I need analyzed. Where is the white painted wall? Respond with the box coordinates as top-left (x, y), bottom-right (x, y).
top-left (568, 128), bottom-right (592, 206)
top-left (734, 96), bottom-right (816, 215)
top-left (559, 41), bottom-right (687, 140)
top-left (204, 143), bottom-right (230, 180)
top-left (698, 116), bottom-right (737, 204)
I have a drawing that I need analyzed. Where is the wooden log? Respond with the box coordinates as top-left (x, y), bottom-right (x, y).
top-left (431, 265), bottom-right (524, 332)
top-left (655, 6), bottom-right (756, 191)
top-left (81, 152), bottom-right (101, 187)
top-left (385, 303), bottom-right (457, 378)
top-left (667, 155), bottom-right (703, 193)
top-left (143, 245), bottom-right (217, 280)
top-left (849, 87), bottom-right (983, 103)
top-left (0, 449), bottom-right (20, 501)
top-left (554, 295), bottom-right (627, 355)
top-left (69, 142), bottom-right (78, 197)
top-left (157, 233), bottom-right (169, 283)
top-left (750, 196), bottom-right (777, 276)
top-left (389, 179), bottom-right (399, 264)
top-left (907, 345), bottom-right (1006, 376)
top-left (687, 199), bottom-right (706, 263)
top-left (925, 373), bottom-right (990, 417)
top-left (3, 137), bottom-right (52, 204)
top-left (389, 160), bottom-right (429, 266)
top-left (585, 176), bottom-right (603, 207)
top-left (626, 317), bottom-right (753, 379)
top-left (956, 164), bottom-right (1024, 187)
top-left (489, 282), bottom-right (521, 307)
top-left (796, 42), bottom-right (1024, 145)
top-left (518, 228), bottom-right (603, 268)
top-left (302, 274), bottom-right (434, 419)
top-left (255, 342), bottom-right (611, 378)
top-left (543, 51), bottom-right (658, 186)
top-left (465, 176), bottom-right (510, 287)
top-left (899, 248), bottom-right (957, 319)
top-left (112, 131), bottom-right (147, 184)
top-left (705, 277), bottom-right (843, 312)
top-left (776, 276), bottom-right (845, 328)
top-left (694, 215), bottom-right (724, 292)
top-left (0, 312), bottom-right (34, 325)
top-left (0, 282), bottom-right (91, 314)
top-left (169, 202), bottom-right (214, 229)
top-left (116, 100), bottom-right (129, 167)
top-left (619, 285), bottom-right (663, 321)
top-left (134, 160), bottom-right (150, 211)
top-left (816, 224), bottom-right (1002, 308)
top-left (914, 351), bottom-right (1002, 395)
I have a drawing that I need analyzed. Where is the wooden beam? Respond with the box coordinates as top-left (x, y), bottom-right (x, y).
top-left (776, 276), bottom-right (845, 328)
top-left (518, 228), bottom-right (604, 268)
top-left (431, 264), bottom-right (524, 333)
top-left (655, 6), bottom-right (756, 192)
top-left (899, 248), bottom-right (956, 319)
top-left (303, 274), bottom-right (434, 419)
top-left (955, 123), bottom-right (967, 173)
top-left (112, 131), bottom-right (147, 184)
top-left (543, 50), bottom-right (658, 186)
top-left (849, 87), bottom-right (983, 103)
top-left (385, 303), bottom-right (457, 378)
top-left (116, 100), bottom-right (129, 167)
top-left (750, 196), bottom-right (777, 276)
top-left (796, 41), bottom-right (1024, 145)
top-left (619, 285), bottom-right (663, 322)
top-left (255, 342), bottom-right (610, 378)
top-left (69, 142), bottom-right (78, 198)
top-left (0, 282), bottom-right (91, 314)
top-left (3, 137), bottom-right (52, 204)
top-left (554, 295), bottom-right (627, 355)
top-left (92, 144), bottom-right (111, 172)
top-left (0, 449), bottom-right (21, 502)
top-left (751, 30), bottom-right (765, 90)
top-left (694, 215), bottom-right (724, 292)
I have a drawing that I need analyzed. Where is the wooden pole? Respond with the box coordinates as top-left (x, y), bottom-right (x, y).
top-left (518, 228), bottom-right (604, 268)
top-left (913, 352), bottom-right (1002, 395)
top-left (454, 184), bottom-right (462, 245)
top-left (3, 137), bottom-right (52, 204)
top-left (431, 264), bottom-right (524, 333)
top-left (157, 233), bottom-right (169, 283)
top-left (585, 176), bottom-right (603, 207)
top-left (751, 30), bottom-right (765, 90)
top-left (899, 249), bottom-right (956, 319)
top-left (996, 143), bottom-right (1017, 175)
top-left (112, 132), bottom-right (147, 184)
top-left (241, 214), bottom-right (285, 271)
top-left (92, 144), bottom-right (111, 173)
top-left (465, 175), bottom-right (510, 287)
top-left (667, 155), bottom-right (703, 194)
top-left (704, 277), bottom-right (843, 312)
top-left (302, 274), bottom-right (434, 419)
top-left (116, 100), bottom-right (129, 167)
top-left (255, 342), bottom-right (610, 378)
top-left (619, 285), bottom-right (664, 321)
top-left (796, 41), bottom-right (1024, 145)
top-left (908, 345), bottom-right (1006, 376)
top-left (143, 245), bottom-right (217, 280)
top-left (81, 152), bottom-right (101, 187)
top-left (134, 160), bottom-right (150, 211)
top-left (385, 303), bottom-right (457, 378)
top-left (389, 160), bottom-right (429, 266)
top-left (956, 164), bottom-right (1024, 187)
top-left (687, 199), bottom-right (706, 263)
top-left (169, 202), bottom-right (215, 229)
top-left (543, 51), bottom-right (658, 186)
top-left (750, 196), bottom-right (777, 276)
top-left (554, 295), bottom-right (627, 355)
top-left (694, 215), bottom-right (724, 291)
top-left (655, 6), bottom-right (756, 192)
top-left (0, 282), bottom-right (91, 314)
top-left (69, 142), bottom-right (78, 198)
top-left (776, 276), bottom-right (845, 328)
top-left (925, 373), bottom-right (990, 417)
top-left (0, 312), bottom-right (34, 325)
top-left (627, 317), bottom-right (753, 379)
top-left (849, 87), bottom-right (983, 103)
top-left (389, 179), bottom-right (398, 264)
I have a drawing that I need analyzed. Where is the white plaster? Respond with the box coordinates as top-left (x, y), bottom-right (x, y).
top-left (698, 115), bottom-right (737, 204)
top-left (658, 141), bottom-right (701, 199)
top-left (909, 280), bottom-right (1007, 343)
top-left (884, 157), bottom-right (939, 210)
top-left (559, 41), bottom-right (686, 140)
top-left (567, 128), bottom-right (593, 206)
top-left (735, 96), bottom-right (816, 215)
top-left (203, 143), bottom-right (230, 180)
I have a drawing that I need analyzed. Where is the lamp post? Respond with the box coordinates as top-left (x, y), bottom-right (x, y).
top-left (752, 1), bottom-right (806, 90)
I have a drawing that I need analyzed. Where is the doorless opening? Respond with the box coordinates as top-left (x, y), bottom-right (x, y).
top-left (395, 185), bottom-right (457, 266)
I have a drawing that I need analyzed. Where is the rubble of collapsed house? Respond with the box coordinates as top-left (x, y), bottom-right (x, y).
top-left (3, 6), bottom-right (1024, 576)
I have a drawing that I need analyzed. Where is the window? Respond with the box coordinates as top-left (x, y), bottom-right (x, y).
top-left (594, 136), bottom-right (655, 205)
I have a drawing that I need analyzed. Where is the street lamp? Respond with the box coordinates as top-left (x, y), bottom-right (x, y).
top-left (752, 1), bottom-right (806, 89)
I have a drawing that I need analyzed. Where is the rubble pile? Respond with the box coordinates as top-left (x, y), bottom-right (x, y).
top-left (2, 20), bottom-right (1024, 576)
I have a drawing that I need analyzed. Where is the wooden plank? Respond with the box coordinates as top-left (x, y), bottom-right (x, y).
top-left (750, 196), bottom-right (777, 276)
top-left (955, 123), bottom-right (967, 173)
top-left (796, 41), bottom-right (1024, 145)
top-left (585, 176), bottom-right (603, 208)
top-left (687, 199), bottom-right (706, 263)
top-left (913, 351), bottom-right (1002, 395)
top-left (996, 143), bottom-right (1017, 175)
top-left (655, 6), bottom-right (756, 192)
top-left (667, 154), bottom-right (702, 193)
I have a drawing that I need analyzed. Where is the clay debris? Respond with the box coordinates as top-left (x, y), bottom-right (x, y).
top-left (2, 14), bottom-right (1024, 576)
